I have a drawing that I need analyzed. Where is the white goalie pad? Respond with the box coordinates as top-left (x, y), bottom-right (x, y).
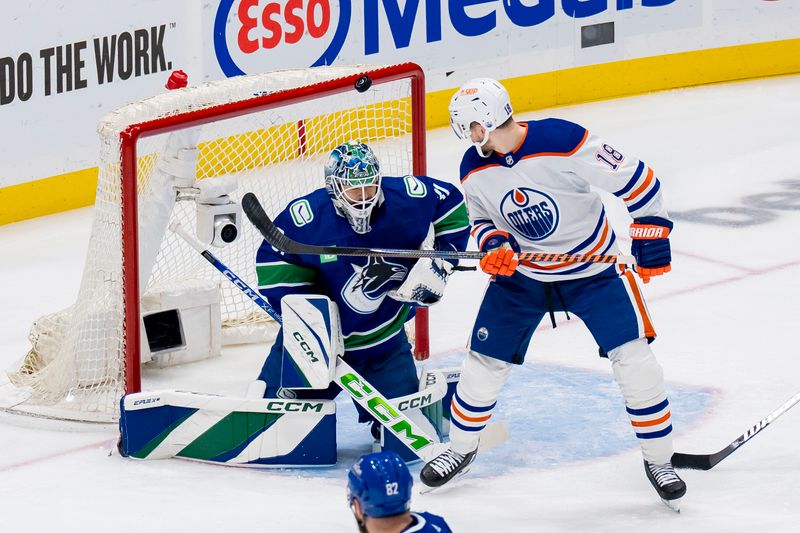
top-left (391, 369), bottom-right (448, 413)
top-left (280, 294), bottom-right (343, 389)
top-left (119, 390), bottom-right (337, 466)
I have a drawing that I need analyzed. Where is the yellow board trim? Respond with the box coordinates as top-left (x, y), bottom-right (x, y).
top-left (426, 37), bottom-right (800, 128)
top-left (3, 38), bottom-right (800, 226)
top-left (0, 168), bottom-right (99, 225)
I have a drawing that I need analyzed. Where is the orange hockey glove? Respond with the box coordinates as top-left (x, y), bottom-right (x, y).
top-left (480, 245), bottom-right (519, 276)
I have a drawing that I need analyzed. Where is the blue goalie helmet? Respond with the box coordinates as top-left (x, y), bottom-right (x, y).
top-left (347, 451), bottom-right (413, 518)
top-left (324, 141), bottom-right (383, 234)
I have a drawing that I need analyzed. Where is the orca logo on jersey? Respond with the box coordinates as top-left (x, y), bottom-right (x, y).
top-left (500, 188), bottom-right (559, 241)
top-left (341, 257), bottom-right (408, 314)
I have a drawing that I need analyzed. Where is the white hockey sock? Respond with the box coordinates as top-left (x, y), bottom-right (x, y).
top-left (609, 338), bottom-right (674, 464)
top-left (448, 350), bottom-right (512, 455)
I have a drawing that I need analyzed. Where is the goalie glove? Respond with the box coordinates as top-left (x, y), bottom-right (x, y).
top-left (389, 257), bottom-right (454, 306)
top-left (630, 216), bottom-right (673, 284)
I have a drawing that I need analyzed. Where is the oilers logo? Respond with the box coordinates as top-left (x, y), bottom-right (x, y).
top-left (500, 188), bottom-right (559, 241)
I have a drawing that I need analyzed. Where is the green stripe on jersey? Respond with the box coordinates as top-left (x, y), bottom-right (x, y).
top-left (434, 202), bottom-right (469, 235)
top-left (257, 262), bottom-right (315, 287)
top-left (345, 306), bottom-right (411, 350)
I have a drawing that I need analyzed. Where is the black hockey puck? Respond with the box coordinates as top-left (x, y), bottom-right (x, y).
top-left (355, 75), bottom-right (372, 93)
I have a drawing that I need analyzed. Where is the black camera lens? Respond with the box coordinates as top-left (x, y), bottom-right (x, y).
top-left (220, 223), bottom-right (238, 243)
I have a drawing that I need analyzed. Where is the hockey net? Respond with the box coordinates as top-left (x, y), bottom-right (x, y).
top-left (0, 64), bottom-right (427, 422)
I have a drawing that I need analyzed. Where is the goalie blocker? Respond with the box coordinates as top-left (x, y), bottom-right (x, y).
top-left (119, 295), bottom-right (461, 466)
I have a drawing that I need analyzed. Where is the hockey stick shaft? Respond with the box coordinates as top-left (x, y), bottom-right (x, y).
top-left (672, 391), bottom-right (800, 470)
top-left (169, 222), bottom-right (439, 462)
top-left (170, 221), bottom-right (281, 323)
top-left (242, 192), bottom-right (636, 265)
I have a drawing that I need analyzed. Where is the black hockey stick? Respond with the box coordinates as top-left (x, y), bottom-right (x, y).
top-left (672, 391), bottom-right (800, 470)
top-left (241, 192), bottom-right (636, 265)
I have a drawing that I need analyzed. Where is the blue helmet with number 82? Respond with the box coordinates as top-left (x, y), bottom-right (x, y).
top-left (347, 451), bottom-right (413, 518)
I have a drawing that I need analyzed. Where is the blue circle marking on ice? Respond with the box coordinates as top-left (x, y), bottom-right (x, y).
top-left (256, 350), bottom-right (713, 479)
top-left (499, 188), bottom-right (560, 241)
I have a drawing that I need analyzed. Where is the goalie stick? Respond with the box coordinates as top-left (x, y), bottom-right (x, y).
top-left (169, 222), bottom-right (508, 462)
top-left (241, 192), bottom-right (636, 265)
top-left (672, 391), bottom-right (800, 470)
top-left (169, 221), bottom-right (441, 461)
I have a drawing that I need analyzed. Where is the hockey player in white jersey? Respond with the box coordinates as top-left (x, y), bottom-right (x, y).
top-left (420, 78), bottom-right (686, 509)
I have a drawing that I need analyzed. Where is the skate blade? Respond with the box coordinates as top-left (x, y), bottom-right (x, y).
top-left (661, 497), bottom-right (681, 513)
top-left (418, 465), bottom-right (473, 495)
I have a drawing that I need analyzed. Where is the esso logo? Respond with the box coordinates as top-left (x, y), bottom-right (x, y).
top-left (215, 0), bottom-right (350, 77)
top-left (237, 0), bottom-right (330, 52)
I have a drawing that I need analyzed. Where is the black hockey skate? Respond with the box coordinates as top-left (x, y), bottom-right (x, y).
top-left (420, 448), bottom-right (477, 489)
top-left (644, 460), bottom-right (687, 512)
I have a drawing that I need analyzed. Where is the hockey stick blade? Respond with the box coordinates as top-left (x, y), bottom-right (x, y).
top-left (672, 391), bottom-right (800, 471)
top-left (671, 452), bottom-right (717, 471)
top-left (242, 192), bottom-right (307, 255)
top-left (242, 192), bottom-right (634, 265)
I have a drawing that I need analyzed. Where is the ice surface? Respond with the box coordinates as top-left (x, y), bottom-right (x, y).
top-left (1, 75), bottom-right (799, 532)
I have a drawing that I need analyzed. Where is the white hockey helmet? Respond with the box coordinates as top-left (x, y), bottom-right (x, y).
top-left (449, 78), bottom-right (513, 154)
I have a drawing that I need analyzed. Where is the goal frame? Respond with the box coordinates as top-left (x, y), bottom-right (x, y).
top-left (119, 63), bottom-right (429, 394)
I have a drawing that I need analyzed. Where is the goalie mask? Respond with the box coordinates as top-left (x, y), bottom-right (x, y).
top-left (449, 77), bottom-right (513, 157)
top-left (325, 141), bottom-right (383, 234)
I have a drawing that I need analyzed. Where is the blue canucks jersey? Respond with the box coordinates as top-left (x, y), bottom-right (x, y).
top-left (256, 175), bottom-right (469, 360)
top-left (402, 511), bottom-right (452, 532)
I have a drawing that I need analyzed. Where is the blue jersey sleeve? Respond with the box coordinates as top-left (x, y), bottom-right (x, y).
top-left (424, 176), bottom-right (470, 262)
top-left (254, 210), bottom-right (317, 316)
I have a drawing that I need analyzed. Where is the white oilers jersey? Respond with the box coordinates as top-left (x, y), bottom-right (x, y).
top-left (461, 119), bottom-right (667, 281)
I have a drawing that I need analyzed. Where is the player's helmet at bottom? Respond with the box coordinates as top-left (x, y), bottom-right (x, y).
top-left (325, 141), bottom-right (383, 235)
top-left (347, 451), bottom-right (413, 519)
top-left (449, 77), bottom-right (513, 155)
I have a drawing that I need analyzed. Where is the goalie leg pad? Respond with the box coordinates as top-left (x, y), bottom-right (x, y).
top-left (340, 341), bottom-right (420, 424)
top-left (436, 367), bottom-right (463, 438)
top-left (120, 390), bottom-right (337, 467)
top-left (376, 369), bottom-right (450, 462)
top-left (608, 337), bottom-right (673, 464)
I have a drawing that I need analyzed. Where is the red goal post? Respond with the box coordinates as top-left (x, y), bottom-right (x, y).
top-left (1, 63), bottom-right (429, 422)
top-left (120, 64), bottom-right (429, 393)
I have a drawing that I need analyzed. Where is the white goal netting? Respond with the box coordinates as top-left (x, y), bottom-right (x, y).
top-left (0, 64), bottom-right (422, 422)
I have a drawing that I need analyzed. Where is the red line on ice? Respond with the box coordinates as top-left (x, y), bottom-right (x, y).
top-left (0, 438), bottom-right (116, 474)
